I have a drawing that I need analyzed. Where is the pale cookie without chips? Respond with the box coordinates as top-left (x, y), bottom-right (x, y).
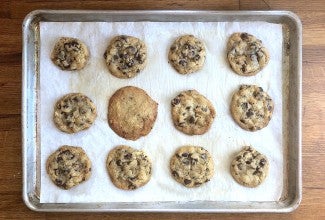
top-left (170, 146), bottom-right (214, 188)
top-left (108, 86), bottom-right (158, 140)
top-left (227, 32), bottom-right (269, 76)
top-left (51, 37), bottom-right (89, 71)
top-left (171, 90), bottom-right (216, 135)
top-left (53, 93), bottom-right (97, 134)
top-left (230, 146), bottom-right (269, 187)
top-left (106, 145), bottom-right (152, 190)
top-left (46, 145), bottom-right (92, 190)
top-left (230, 85), bottom-right (274, 131)
top-left (104, 35), bottom-right (147, 79)
top-left (168, 35), bottom-right (206, 74)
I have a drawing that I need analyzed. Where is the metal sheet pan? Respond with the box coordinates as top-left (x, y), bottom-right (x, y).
top-left (22, 10), bottom-right (302, 213)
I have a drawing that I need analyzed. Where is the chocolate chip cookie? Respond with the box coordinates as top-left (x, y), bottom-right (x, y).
top-left (230, 85), bottom-right (274, 131)
top-left (171, 90), bottom-right (216, 135)
top-left (51, 37), bottom-right (89, 71)
top-left (230, 146), bottom-right (269, 187)
top-left (53, 93), bottom-right (97, 134)
top-left (106, 145), bottom-right (152, 190)
top-left (170, 146), bottom-right (214, 188)
top-left (104, 35), bottom-right (147, 79)
top-left (108, 86), bottom-right (158, 140)
top-left (46, 145), bottom-right (92, 190)
top-left (168, 35), bottom-right (206, 74)
top-left (227, 32), bottom-right (269, 76)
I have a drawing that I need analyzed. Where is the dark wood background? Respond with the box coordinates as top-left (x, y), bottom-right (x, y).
top-left (1, 0), bottom-right (324, 219)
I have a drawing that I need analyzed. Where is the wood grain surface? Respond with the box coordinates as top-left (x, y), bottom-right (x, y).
top-left (0, 0), bottom-right (324, 219)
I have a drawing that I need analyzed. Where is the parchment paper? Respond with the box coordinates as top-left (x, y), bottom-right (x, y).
top-left (40, 21), bottom-right (283, 203)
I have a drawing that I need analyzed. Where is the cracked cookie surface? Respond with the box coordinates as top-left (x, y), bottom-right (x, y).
top-left (46, 145), bottom-right (92, 190)
top-left (106, 145), bottom-right (152, 190)
top-left (171, 90), bottom-right (215, 135)
top-left (168, 35), bottom-right (206, 74)
top-left (104, 35), bottom-right (147, 79)
top-left (227, 32), bottom-right (269, 76)
top-left (53, 93), bottom-right (97, 134)
top-left (230, 85), bottom-right (274, 131)
top-left (170, 146), bottom-right (214, 188)
top-left (51, 37), bottom-right (89, 71)
top-left (108, 86), bottom-right (158, 140)
top-left (230, 146), bottom-right (269, 187)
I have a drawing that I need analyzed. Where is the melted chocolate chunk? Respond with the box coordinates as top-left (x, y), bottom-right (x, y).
top-left (184, 179), bottom-right (192, 185)
top-left (240, 33), bottom-right (249, 40)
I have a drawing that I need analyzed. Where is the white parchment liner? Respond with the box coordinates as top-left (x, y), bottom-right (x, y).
top-left (40, 21), bottom-right (283, 203)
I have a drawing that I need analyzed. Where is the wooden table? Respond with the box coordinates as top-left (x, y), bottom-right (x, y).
top-left (1, 0), bottom-right (324, 219)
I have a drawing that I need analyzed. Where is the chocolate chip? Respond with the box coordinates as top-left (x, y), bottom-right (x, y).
top-left (55, 179), bottom-right (63, 186)
top-left (171, 98), bottom-right (180, 106)
top-left (253, 170), bottom-right (259, 175)
top-left (170, 46), bottom-right (176, 51)
top-left (103, 51), bottom-right (108, 59)
top-left (194, 54), bottom-right (200, 61)
top-left (246, 160), bottom-right (251, 164)
top-left (268, 105), bottom-right (273, 111)
top-left (116, 160), bottom-right (122, 166)
top-left (259, 158), bottom-right (266, 166)
top-left (184, 179), bottom-right (191, 185)
top-left (241, 64), bottom-right (246, 73)
top-left (185, 106), bottom-right (191, 110)
top-left (126, 59), bottom-right (135, 67)
top-left (241, 102), bottom-right (248, 110)
top-left (124, 153), bottom-right (132, 160)
top-left (128, 183), bottom-right (136, 190)
top-left (188, 116), bottom-right (195, 124)
top-left (194, 182), bottom-right (201, 186)
top-left (240, 33), bottom-right (249, 40)
top-left (200, 153), bottom-right (207, 160)
top-left (172, 171), bottom-right (179, 177)
top-left (236, 156), bottom-right (241, 161)
top-left (182, 153), bottom-right (189, 157)
top-left (246, 109), bottom-right (254, 117)
top-left (179, 59), bottom-right (187, 66)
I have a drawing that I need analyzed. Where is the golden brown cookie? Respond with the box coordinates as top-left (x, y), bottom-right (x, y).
top-left (170, 146), bottom-right (214, 188)
top-left (108, 86), bottom-right (158, 140)
top-left (168, 35), bottom-right (206, 74)
top-left (51, 37), bottom-right (89, 71)
top-left (230, 85), bottom-right (274, 131)
top-left (53, 93), bottom-right (97, 134)
top-left (104, 35), bottom-right (147, 79)
top-left (106, 145), bottom-right (152, 190)
top-left (230, 146), bottom-right (269, 187)
top-left (227, 32), bottom-right (269, 76)
top-left (46, 145), bottom-right (92, 190)
top-left (171, 90), bottom-right (216, 135)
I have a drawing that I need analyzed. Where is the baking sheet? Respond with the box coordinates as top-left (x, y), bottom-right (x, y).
top-left (39, 21), bottom-right (283, 203)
